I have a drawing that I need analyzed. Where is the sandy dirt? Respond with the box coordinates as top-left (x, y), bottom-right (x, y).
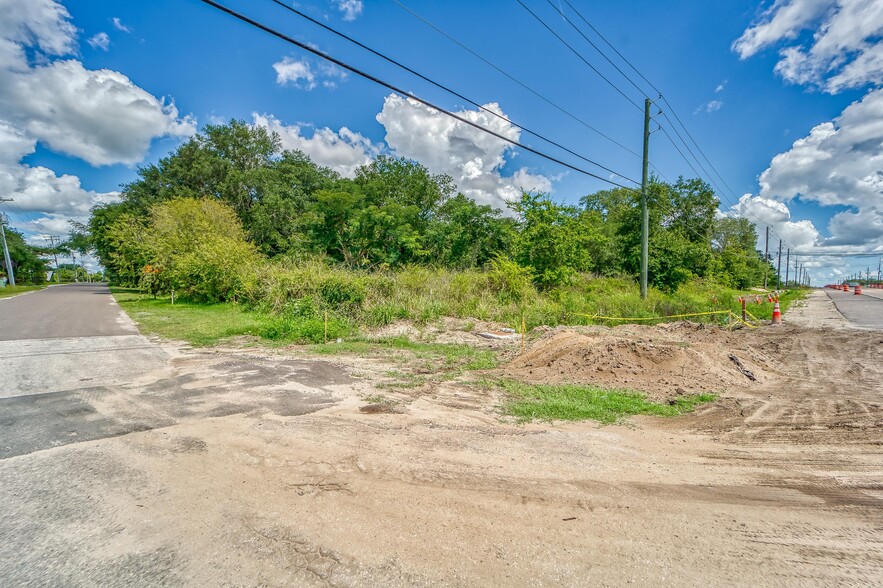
top-left (2, 293), bottom-right (881, 587)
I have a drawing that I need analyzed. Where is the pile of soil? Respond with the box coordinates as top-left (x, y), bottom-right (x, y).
top-left (505, 324), bottom-right (779, 401)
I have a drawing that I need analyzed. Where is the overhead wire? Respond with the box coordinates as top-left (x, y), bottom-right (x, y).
top-left (267, 0), bottom-right (639, 185)
top-left (197, 0), bottom-right (638, 191)
top-left (389, 0), bottom-right (645, 163)
top-left (514, 0), bottom-right (643, 112)
top-left (545, 0), bottom-right (792, 249)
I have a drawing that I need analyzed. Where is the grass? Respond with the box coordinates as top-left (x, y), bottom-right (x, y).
top-left (496, 380), bottom-right (717, 424)
top-left (0, 284), bottom-right (46, 299)
top-left (112, 288), bottom-right (267, 346)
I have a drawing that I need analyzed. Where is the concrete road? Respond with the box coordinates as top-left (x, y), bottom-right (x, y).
top-left (0, 284), bottom-right (351, 586)
top-left (824, 288), bottom-right (883, 330)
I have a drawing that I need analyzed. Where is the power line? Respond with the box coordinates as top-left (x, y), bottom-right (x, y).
top-left (541, 0), bottom-right (647, 98)
top-left (515, 0), bottom-right (643, 111)
top-left (267, 0), bottom-right (639, 185)
top-left (543, 0), bottom-right (793, 250)
top-left (389, 0), bottom-right (646, 163)
top-left (560, 0), bottom-right (662, 96)
top-left (197, 0), bottom-right (638, 191)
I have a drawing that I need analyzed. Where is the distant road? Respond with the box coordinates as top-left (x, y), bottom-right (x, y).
top-left (0, 283), bottom-right (139, 340)
top-left (824, 289), bottom-right (883, 330)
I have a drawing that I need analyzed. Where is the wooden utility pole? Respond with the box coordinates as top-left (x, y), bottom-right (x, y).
top-left (785, 248), bottom-right (790, 286)
top-left (640, 98), bottom-right (651, 300)
top-left (763, 225), bottom-right (769, 289)
top-left (776, 239), bottom-right (782, 289)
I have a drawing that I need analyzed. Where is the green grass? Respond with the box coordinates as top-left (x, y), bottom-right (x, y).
top-left (497, 380), bottom-right (716, 424)
top-left (0, 284), bottom-right (46, 299)
top-left (112, 288), bottom-right (267, 346)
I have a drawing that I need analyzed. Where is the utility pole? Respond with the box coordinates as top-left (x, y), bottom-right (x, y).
top-left (0, 206), bottom-right (15, 287)
top-left (776, 239), bottom-right (782, 289)
top-left (45, 235), bottom-right (61, 284)
top-left (640, 98), bottom-right (651, 300)
top-left (877, 258), bottom-right (881, 282)
top-left (785, 248), bottom-right (790, 286)
top-left (763, 226), bottom-right (770, 289)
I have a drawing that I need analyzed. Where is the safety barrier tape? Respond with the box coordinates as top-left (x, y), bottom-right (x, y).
top-left (572, 309), bottom-right (762, 329)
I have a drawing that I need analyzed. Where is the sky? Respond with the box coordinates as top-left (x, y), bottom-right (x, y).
top-left (1, 0), bottom-right (881, 282)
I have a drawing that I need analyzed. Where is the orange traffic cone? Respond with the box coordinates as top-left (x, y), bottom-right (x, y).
top-left (771, 301), bottom-right (782, 325)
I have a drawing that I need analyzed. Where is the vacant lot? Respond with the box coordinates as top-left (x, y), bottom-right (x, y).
top-left (2, 291), bottom-right (880, 587)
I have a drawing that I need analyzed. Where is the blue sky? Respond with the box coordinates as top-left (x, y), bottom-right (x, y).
top-left (2, 0), bottom-right (882, 281)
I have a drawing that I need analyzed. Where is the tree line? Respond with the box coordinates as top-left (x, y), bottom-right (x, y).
top-left (80, 120), bottom-right (772, 300)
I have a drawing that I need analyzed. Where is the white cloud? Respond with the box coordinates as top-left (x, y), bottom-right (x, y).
top-left (715, 81), bottom-right (727, 93)
top-left (1, 60), bottom-right (195, 165)
top-left (273, 56), bottom-right (315, 90)
top-left (253, 113), bottom-right (379, 178)
top-left (376, 94), bottom-right (553, 209)
top-left (0, 0), bottom-right (77, 70)
top-left (0, 0), bottom-right (190, 245)
top-left (87, 32), bottom-right (109, 51)
top-left (733, 0), bottom-right (883, 93)
top-left (273, 56), bottom-right (347, 90)
top-left (335, 0), bottom-right (363, 21)
top-left (735, 88), bottom-right (883, 256)
top-left (695, 100), bottom-right (723, 114)
top-left (111, 17), bottom-right (130, 33)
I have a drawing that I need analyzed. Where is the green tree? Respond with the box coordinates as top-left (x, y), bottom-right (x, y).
top-left (510, 192), bottom-right (602, 288)
top-left (146, 198), bottom-right (262, 302)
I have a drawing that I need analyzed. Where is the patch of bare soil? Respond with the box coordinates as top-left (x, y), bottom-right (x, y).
top-left (6, 293), bottom-right (880, 587)
top-left (505, 323), bottom-right (777, 400)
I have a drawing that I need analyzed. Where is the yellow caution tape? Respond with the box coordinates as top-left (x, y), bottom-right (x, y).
top-left (576, 310), bottom-right (731, 321)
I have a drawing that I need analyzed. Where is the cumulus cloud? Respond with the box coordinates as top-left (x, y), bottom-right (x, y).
top-left (253, 113), bottom-right (379, 178)
top-left (376, 94), bottom-right (553, 209)
top-left (1, 60), bottom-right (195, 165)
top-left (0, 0), bottom-right (190, 242)
top-left (335, 0), bottom-right (363, 21)
top-left (733, 0), bottom-right (883, 93)
top-left (735, 89), bottom-right (883, 256)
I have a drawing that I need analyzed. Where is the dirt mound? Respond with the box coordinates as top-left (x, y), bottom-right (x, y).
top-left (505, 326), bottom-right (778, 400)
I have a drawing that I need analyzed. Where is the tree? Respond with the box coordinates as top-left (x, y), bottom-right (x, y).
top-left (510, 192), bottom-right (602, 288)
top-left (146, 198), bottom-right (262, 302)
top-left (426, 194), bottom-right (516, 269)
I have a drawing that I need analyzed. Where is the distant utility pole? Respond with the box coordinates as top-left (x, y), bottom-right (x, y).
top-left (45, 235), bottom-right (61, 284)
top-left (763, 226), bottom-right (770, 289)
top-left (776, 239), bottom-right (783, 289)
top-left (785, 248), bottom-right (790, 286)
top-left (877, 258), bottom-right (881, 282)
top-left (639, 98), bottom-right (651, 300)
top-left (0, 203), bottom-right (15, 287)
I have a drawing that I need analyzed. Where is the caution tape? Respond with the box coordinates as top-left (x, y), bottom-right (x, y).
top-left (576, 310), bottom-right (731, 321)
top-left (573, 309), bottom-right (761, 329)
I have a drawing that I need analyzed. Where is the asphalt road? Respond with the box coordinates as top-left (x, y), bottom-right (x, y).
top-left (0, 283), bottom-right (139, 340)
top-left (0, 283), bottom-right (348, 586)
top-left (824, 288), bottom-right (883, 330)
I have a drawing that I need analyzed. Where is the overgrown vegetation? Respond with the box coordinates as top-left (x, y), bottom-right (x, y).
top-left (497, 380), bottom-right (716, 424)
top-left (77, 120), bottom-right (790, 332)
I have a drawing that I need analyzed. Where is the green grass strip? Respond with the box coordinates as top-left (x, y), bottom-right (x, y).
top-left (0, 285), bottom-right (46, 299)
top-left (498, 380), bottom-right (716, 424)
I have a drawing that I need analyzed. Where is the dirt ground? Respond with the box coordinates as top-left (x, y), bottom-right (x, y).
top-left (4, 293), bottom-right (882, 586)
